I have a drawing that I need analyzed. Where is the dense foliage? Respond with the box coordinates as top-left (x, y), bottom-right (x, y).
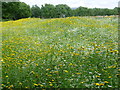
top-left (2, 2), bottom-right (31, 20)
top-left (31, 4), bottom-right (119, 18)
top-left (31, 5), bottom-right (41, 18)
top-left (2, 2), bottom-right (119, 20)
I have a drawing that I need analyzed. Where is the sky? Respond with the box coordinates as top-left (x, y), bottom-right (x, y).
top-left (20, 0), bottom-right (120, 9)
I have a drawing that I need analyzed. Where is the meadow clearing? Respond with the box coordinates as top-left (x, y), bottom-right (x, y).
top-left (1, 16), bottom-right (119, 88)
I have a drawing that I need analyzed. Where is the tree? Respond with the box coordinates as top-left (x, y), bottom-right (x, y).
top-left (31, 5), bottom-right (41, 18)
top-left (2, 2), bottom-right (20, 19)
top-left (113, 7), bottom-right (119, 15)
top-left (2, 2), bottom-right (31, 20)
top-left (2, 2), bottom-right (119, 20)
top-left (55, 4), bottom-right (72, 18)
top-left (15, 2), bottom-right (31, 19)
top-left (41, 4), bottom-right (56, 18)
top-left (76, 6), bottom-right (89, 16)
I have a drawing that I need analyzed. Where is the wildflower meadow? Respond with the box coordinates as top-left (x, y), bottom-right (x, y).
top-left (1, 16), bottom-right (119, 88)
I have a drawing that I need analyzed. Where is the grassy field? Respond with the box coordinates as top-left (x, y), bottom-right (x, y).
top-left (1, 16), bottom-right (119, 88)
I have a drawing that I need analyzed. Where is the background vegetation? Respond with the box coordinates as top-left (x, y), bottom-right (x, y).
top-left (2, 2), bottom-right (120, 20)
top-left (2, 2), bottom-right (31, 20)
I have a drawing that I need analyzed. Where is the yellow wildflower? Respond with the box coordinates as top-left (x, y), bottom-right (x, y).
top-left (63, 70), bottom-right (68, 73)
top-left (49, 83), bottom-right (53, 86)
top-left (95, 83), bottom-right (99, 86)
top-left (40, 84), bottom-right (44, 87)
top-left (104, 81), bottom-right (109, 83)
top-left (25, 87), bottom-right (29, 88)
top-left (54, 71), bottom-right (58, 73)
top-left (9, 85), bottom-right (13, 88)
top-left (99, 83), bottom-right (104, 86)
top-left (96, 75), bottom-right (100, 77)
top-left (1, 84), bottom-right (4, 86)
top-left (69, 63), bottom-right (73, 65)
top-left (76, 73), bottom-right (81, 75)
top-left (80, 82), bottom-right (84, 83)
top-left (34, 83), bottom-right (38, 86)
top-left (6, 75), bottom-right (8, 78)
top-left (47, 74), bottom-right (52, 76)
top-left (19, 82), bottom-right (22, 85)
top-left (1, 59), bottom-right (3, 62)
top-left (52, 79), bottom-right (54, 81)
top-left (35, 63), bottom-right (38, 66)
top-left (46, 68), bottom-right (50, 71)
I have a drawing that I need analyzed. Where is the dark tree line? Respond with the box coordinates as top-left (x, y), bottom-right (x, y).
top-left (31, 4), bottom-right (119, 18)
top-left (2, 2), bottom-right (31, 20)
top-left (2, 2), bottom-right (120, 20)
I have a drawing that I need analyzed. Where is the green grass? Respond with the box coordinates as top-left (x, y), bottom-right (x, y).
top-left (1, 16), bottom-right (119, 88)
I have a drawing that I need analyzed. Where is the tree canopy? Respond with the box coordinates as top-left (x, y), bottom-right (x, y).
top-left (2, 2), bottom-right (31, 20)
top-left (31, 5), bottom-right (41, 18)
top-left (2, 2), bottom-right (119, 20)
